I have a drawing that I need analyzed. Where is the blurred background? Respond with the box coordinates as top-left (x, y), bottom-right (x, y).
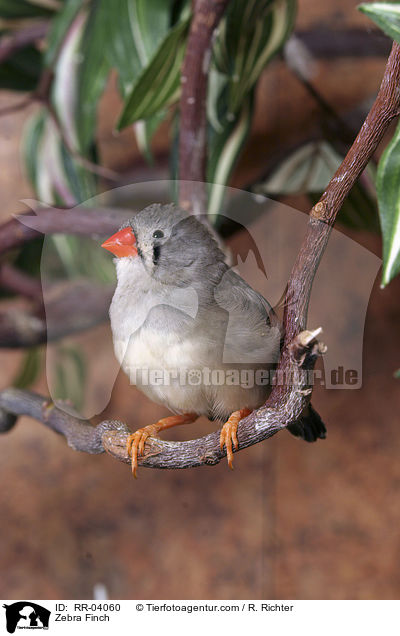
top-left (1, 0), bottom-right (400, 600)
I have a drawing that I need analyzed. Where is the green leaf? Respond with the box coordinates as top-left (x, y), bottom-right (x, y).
top-left (13, 348), bottom-right (43, 389)
top-left (134, 110), bottom-right (167, 163)
top-left (359, 2), bottom-right (400, 43)
top-left (44, 0), bottom-right (82, 67)
top-left (102, 0), bottom-right (174, 98)
top-left (46, 7), bottom-right (101, 196)
top-left (0, 0), bottom-right (53, 18)
top-left (207, 68), bottom-right (229, 132)
top-left (76, 1), bottom-right (111, 152)
top-left (255, 140), bottom-right (379, 231)
top-left (51, 10), bottom-right (86, 151)
top-left (207, 95), bottom-right (253, 217)
top-left (24, 12), bottom-right (99, 208)
top-left (394, 368), bottom-right (400, 378)
top-left (24, 110), bottom-right (97, 206)
top-left (52, 345), bottom-right (86, 411)
top-left (117, 16), bottom-right (190, 129)
top-left (98, 0), bottom-right (173, 157)
top-left (214, 0), bottom-right (296, 117)
top-left (27, 114), bottom-right (76, 205)
top-left (42, 233), bottom-right (115, 283)
top-left (60, 143), bottom-right (98, 202)
top-left (341, 179), bottom-right (379, 232)
top-left (257, 141), bottom-right (344, 195)
top-left (23, 109), bottom-right (46, 185)
top-left (204, 0), bottom-right (296, 219)
top-left (376, 118), bottom-right (400, 286)
top-left (129, 0), bottom-right (172, 65)
top-left (0, 44), bottom-right (42, 91)
top-left (100, 0), bottom-right (143, 96)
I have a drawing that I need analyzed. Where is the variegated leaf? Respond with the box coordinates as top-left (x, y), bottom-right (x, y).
top-left (13, 348), bottom-right (43, 389)
top-left (117, 16), bottom-right (190, 129)
top-left (76, 1), bottom-right (111, 153)
top-left (214, 0), bottom-right (296, 117)
top-left (0, 0), bottom-right (53, 18)
top-left (255, 140), bottom-right (379, 231)
top-left (359, 2), bottom-right (400, 44)
top-left (52, 345), bottom-right (87, 411)
top-left (207, 96), bottom-right (253, 217)
top-left (376, 118), bottom-right (400, 286)
top-left (44, 0), bottom-right (82, 67)
top-left (257, 141), bottom-right (344, 195)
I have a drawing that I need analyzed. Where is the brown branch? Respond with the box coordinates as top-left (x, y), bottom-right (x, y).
top-left (285, 46), bottom-right (357, 147)
top-left (2, 39), bottom-right (400, 470)
top-left (178, 0), bottom-right (230, 215)
top-left (0, 206), bottom-right (134, 255)
top-left (276, 42), bottom-right (400, 382)
top-left (0, 21), bottom-right (118, 180)
top-left (43, 100), bottom-right (121, 183)
top-left (0, 280), bottom-right (113, 348)
top-left (0, 207), bottom-right (134, 347)
top-left (0, 21), bottom-right (49, 64)
top-left (0, 388), bottom-right (123, 454)
top-left (296, 27), bottom-right (391, 60)
top-left (0, 330), bottom-right (324, 467)
top-left (0, 96), bottom-right (33, 118)
top-left (0, 263), bottom-right (42, 300)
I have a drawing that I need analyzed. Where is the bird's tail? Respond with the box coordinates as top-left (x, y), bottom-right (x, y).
top-left (287, 403), bottom-right (327, 442)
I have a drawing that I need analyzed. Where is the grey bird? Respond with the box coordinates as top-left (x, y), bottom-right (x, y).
top-left (102, 203), bottom-right (326, 476)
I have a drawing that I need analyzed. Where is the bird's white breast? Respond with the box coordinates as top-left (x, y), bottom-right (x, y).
top-left (109, 254), bottom-right (276, 419)
top-left (109, 258), bottom-right (211, 413)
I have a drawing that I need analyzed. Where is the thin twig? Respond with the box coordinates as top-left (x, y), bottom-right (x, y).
top-left (0, 263), bottom-right (42, 301)
top-left (286, 55), bottom-right (357, 146)
top-left (296, 27), bottom-right (391, 60)
top-left (0, 206), bottom-right (134, 347)
top-left (44, 101), bottom-right (121, 183)
top-left (0, 18), bottom-right (119, 182)
top-left (0, 96), bottom-right (33, 118)
top-left (178, 0), bottom-right (230, 215)
top-left (33, 67), bottom-right (121, 183)
top-left (0, 21), bottom-right (49, 64)
top-left (0, 206), bottom-right (134, 255)
top-left (0, 388), bottom-right (122, 454)
top-left (0, 280), bottom-right (113, 348)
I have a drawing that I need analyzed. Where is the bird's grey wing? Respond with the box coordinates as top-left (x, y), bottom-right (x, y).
top-left (214, 268), bottom-right (281, 364)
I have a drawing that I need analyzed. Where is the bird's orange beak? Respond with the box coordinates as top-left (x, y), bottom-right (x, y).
top-left (101, 227), bottom-right (138, 257)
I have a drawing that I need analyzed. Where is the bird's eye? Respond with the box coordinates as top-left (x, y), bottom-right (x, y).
top-left (152, 230), bottom-right (164, 239)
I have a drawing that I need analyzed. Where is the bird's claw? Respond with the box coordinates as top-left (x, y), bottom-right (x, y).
top-left (219, 420), bottom-right (239, 470)
top-left (126, 424), bottom-right (159, 478)
top-left (125, 413), bottom-right (197, 478)
top-left (219, 408), bottom-right (252, 470)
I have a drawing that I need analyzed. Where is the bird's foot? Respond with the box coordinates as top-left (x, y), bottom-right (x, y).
top-left (126, 423), bottom-right (160, 478)
top-left (220, 408), bottom-right (252, 470)
top-left (126, 413), bottom-right (197, 478)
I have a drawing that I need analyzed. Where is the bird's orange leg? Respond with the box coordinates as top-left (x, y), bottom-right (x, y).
top-left (220, 408), bottom-right (252, 470)
top-left (126, 413), bottom-right (198, 478)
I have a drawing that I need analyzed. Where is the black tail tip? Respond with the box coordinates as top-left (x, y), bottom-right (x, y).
top-left (287, 403), bottom-right (327, 442)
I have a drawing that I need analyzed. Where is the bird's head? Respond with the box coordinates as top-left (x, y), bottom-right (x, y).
top-left (102, 203), bottom-right (226, 285)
